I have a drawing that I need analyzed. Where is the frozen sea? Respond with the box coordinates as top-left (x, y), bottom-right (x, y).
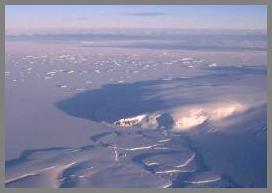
top-left (5, 29), bottom-right (267, 188)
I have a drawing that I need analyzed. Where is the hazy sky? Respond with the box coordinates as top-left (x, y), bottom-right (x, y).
top-left (5, 5), bottom-right (267, 32)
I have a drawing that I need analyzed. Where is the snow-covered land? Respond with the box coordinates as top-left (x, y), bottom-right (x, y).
top-left (5, 30), bottom-right (267, 188)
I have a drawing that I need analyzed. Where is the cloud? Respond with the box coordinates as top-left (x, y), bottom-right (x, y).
top-left (74, 17), bottom-right (89, 20)
top-left (128, 12), bottom-right (168, 16)
top-left (71, 17), bottom-right (89, 21)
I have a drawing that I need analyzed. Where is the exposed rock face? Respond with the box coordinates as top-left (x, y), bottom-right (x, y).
top-left (114, 115), bottom-right (146, 127)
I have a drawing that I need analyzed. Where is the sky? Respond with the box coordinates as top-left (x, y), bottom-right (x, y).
top-left (5, 5), bottom-right (267, 32)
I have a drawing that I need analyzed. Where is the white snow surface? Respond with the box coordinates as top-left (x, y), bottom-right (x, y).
top-left (5, 32), bottom-right (267, 188)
